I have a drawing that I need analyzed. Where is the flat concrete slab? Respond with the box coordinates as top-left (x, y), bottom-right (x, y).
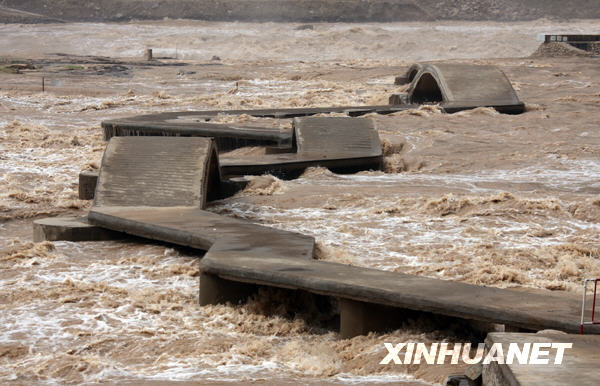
top-left (406, 63), bottom-right (524, 114)
top-left (294, 116), bottom-right (381, 158)
top-left (102, 115), bottom-right (293, 151)
top-left (483, 332), bottom-right (600, 386)
top-left (219, 152), bottom-right (378, 177)
top-left (94, 136), bottom-right (219, 209)
top-left (33, 216), bottom-right (121, 242)
top-left (89, 206), bottom-right (314, 257)
top-left (103, 105), bottom-right (409, 122)
top-left (219, 117), bottom-right (383, 177)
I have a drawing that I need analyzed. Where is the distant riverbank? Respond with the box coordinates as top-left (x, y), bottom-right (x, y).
top-left (1, 0), bottom-right (600, 24)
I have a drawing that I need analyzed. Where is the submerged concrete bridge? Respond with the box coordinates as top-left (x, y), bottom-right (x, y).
top-left (34, 64), bottom-right (597, 342)
top-left (36, 117), bottom-right (598, 339)
top-left (30, 58), bottom-right (599, 386)
top-left (101, 61), bottom-right (525, 154)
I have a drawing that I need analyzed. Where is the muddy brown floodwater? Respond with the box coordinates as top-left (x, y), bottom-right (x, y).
top-left (1, 19), bottom-right (599, 385)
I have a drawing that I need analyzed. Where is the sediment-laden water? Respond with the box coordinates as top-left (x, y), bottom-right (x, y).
top-left (1, 19), bottom-right (599, 384)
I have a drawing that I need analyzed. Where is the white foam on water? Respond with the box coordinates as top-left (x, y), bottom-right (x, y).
top-left (211, 194), bottom-right (598, 272)
top-left (0, 237), bottom-right (422, 384)
top-left (335, 372), bottom-right (424, 384)
top-left (294, 160), bottom-right (600, 193)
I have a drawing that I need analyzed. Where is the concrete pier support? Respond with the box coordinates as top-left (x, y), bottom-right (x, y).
top-left (78, 170), bottom-right (98, 200)
top-left (199, 272), bottom-right (257, 306)
top-left (339, 298), bottom-right (402, 339)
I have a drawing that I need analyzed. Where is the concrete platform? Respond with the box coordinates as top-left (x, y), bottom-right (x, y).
top-left (79, 170), bottom-right (249, 202)
top-left (89, 206), bottom-right (314, 256)
top-left (406, 63), bottom-right (525, 114)
top-left (219, 116), bottom-right (383, 177)
top-left (482, 332), bottom-right (600, 386)
top-left (33, 216), bottom-right (121, 242)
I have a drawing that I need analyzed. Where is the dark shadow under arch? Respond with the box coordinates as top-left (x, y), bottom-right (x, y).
top-left (407, 68), bottom-right (420, 83)
top-left (206, 146), bottom-right (222, 202)
top-left (410, 73), bottom-right (443, 104)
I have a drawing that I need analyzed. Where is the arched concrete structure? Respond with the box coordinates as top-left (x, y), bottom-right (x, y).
top-left (394, 63), bottom-right (423, 85)
top-left (409, 72), bottom-right (444, 104)
top-left (407, 63), bottom-right (525, 113)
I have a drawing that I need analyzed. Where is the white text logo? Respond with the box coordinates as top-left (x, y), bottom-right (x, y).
top-left (379, 342), bottom-right (572, 365)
